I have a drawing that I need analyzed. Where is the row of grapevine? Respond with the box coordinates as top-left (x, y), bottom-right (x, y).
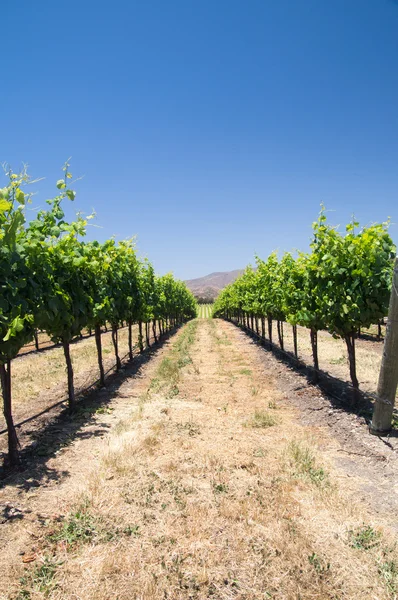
top-left (0, 163), bottom-right (197, 467)
top-left (213, 207), bottom-right (395, 391)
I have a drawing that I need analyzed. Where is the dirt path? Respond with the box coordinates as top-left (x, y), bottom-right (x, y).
top-left (1, 319), bottom-right (398, 600)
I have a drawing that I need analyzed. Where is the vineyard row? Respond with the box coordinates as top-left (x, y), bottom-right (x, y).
top-left (213, 208), bottom-right (396, 414)
top-left (0, 163), bottom-right (197, 468)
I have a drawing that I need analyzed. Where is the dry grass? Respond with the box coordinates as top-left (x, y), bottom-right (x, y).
top-left (6, 319), bottom-right (398, 600)
top-left (268, 321), bottom-right (384, 393)
top-left (244, 408), bottom-right (278, 428)
top-left (0, 325), bottom-right (138, 429)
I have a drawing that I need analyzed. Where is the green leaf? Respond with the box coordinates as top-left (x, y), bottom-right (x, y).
top-left (0, 198), bottom-right (12, 213)
top-left (66, 189), bottom-right (76, 201)
top-left (56, 179), bottom-right (66, 189)
top-left (16, 189), bottom-right (25, 205)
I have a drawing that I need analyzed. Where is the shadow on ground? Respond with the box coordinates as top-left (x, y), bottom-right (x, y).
top-left (231, 320), bottom-right (397, 437)
top-left (0, 326), bottom-right (182, 491)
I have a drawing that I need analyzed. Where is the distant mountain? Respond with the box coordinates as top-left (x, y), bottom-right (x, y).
top-left (185, 270), bottom-right (244, 301)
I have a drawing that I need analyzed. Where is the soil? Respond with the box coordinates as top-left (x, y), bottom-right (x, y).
top-left (1, 318), bottom-right (398, 599)
top-left (233, 325), bottom-right (398, 526)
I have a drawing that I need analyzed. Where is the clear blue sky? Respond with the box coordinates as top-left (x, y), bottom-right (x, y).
top-left (2, 0), bottom-right (398, 280)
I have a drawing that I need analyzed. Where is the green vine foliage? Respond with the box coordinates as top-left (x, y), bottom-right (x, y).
top-left (0, 162), bottom-right (197, 467)
top-left (310, 210), bottom-right (394, 336)
top-left (214, 208), bottom-right (396, 389)
top-left (0, 168), bottom-right (35, 362)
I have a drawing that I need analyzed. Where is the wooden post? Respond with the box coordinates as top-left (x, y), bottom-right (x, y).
top-left (371, 258), bottom-right (398, 435)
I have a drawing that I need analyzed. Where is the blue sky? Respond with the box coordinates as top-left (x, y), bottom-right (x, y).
top-left (2, 0), bottom-right (398, 280)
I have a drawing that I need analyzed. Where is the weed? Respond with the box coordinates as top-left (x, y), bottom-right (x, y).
top-left (287, 441), bottom-right (329, 487)
top-left (123, 524), bottom-right (140, 536)
top-left (330, 356), bottom-right (346, 365)
top-left (177, 420), bottom-right (201, 437)
top-left (253, 447), bottom-right (266, 457)
top-left (391, 411), bottom-right (398, 429)
top-left (158, 357), bottom-right (179, 384)
top-left (239, 368), bottom-right (252, 376)
top-left (19, 556), bottom-right (61, 597)
top-left (213, 482), bottom-right (229, 494)
top-left (378, 554), bottom-right (398, 594)
top-left (308, 552), bottom-right (330, 576)
top-left (268, 401), bottom-right (277, 409)
top-left (96, 406), bottom-right (114, 415)
top-left (149, 377), bottom-right (161, 393)
top-left (245, 409), bottom-right (277, 429)
top-left (177, 355), bottom-right (192, 368)
top-left (48, 506), bottom-right (98, 546)
top-left (167, 385), bottom-right (179, 398)
top-left (348, 525), bottom-right (381, 550)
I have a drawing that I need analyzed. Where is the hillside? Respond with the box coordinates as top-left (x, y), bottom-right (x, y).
top-left (185, 269), bottom-right (244, 300)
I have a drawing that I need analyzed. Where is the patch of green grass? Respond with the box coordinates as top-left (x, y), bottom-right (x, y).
top-left (239, 368), bottom-right (252, 376)
top-left (167, 385), bottom-right (179, 398)
top-left (391, 411), bottom-right (398, 429)
top-left (308, 552), bottom-right (330, 576)
top-left (378, 554), bottom-right (398, 595)
top-left (213, 482), bottom-right (229, 494)
top-left (123, 524), bottom-right (140, 537)
top-left (330, 356), bottom-right (346, 365)
top-left (348, 525), bottom-right (381, 550)
top-left (152, 320), bottom-right (198, 397)
top-left (158, 356), bottom-right (180, 383)
top-left (177, 355), bottom-right (192, 368)
top-left (48, 506), bottom-right (98, 546)
top-left (96, 406), bottom-right (114, 415)
top-left (49, 502), bottom-right (142, 548)
top-left (287, 441), bottom-right (329, 487)
top-left (245, 409), bottom-right (277, 429)
top-left (19, 556), bottom-right (62, 598)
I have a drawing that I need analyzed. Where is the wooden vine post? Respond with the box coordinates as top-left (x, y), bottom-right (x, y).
top-left (371, 257), bottom-right (398, 435)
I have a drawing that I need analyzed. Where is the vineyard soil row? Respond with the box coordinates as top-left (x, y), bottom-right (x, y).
top-left (1, 318), bottom-right (398, 599)
top-left (2, 314), bottom-right (392, 464)
top-left (1, 325), bottom-right (138, 423)
top-left (0, 324), bottom-right (151, 464)
top-left (197, 304), bottom-right (213, 319)
top-left (262, 321), bottom-right (387, 397)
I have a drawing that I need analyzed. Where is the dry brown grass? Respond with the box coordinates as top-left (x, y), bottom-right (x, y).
top-left (0, 326), bottom-right (138, 429)
top-left (270, 321), bottom-right (384, 393)
top-left (5, 319), bottom-right (398, 600)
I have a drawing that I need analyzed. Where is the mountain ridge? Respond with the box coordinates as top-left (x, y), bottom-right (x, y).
top-left (185, 269), bottom-right (244, 300)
